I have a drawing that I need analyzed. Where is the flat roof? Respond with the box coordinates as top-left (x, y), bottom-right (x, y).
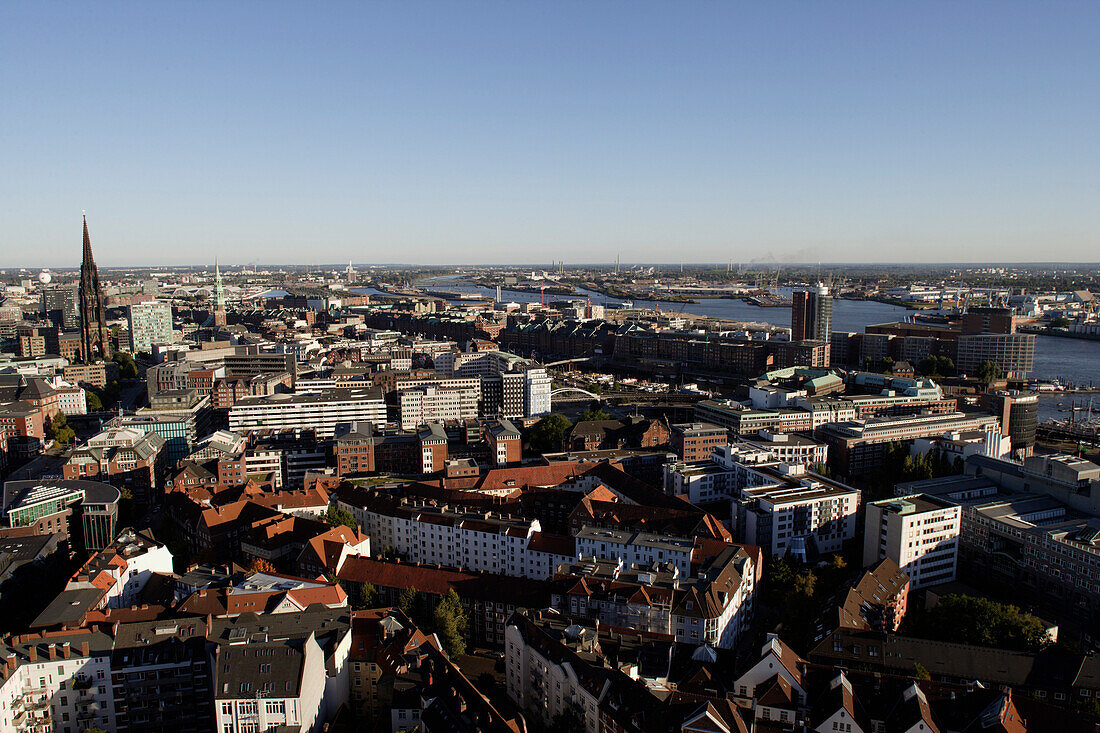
top-left (3, 479), bottom-right (121, 514)
top-left (871, 493), bottom-right (958, 514)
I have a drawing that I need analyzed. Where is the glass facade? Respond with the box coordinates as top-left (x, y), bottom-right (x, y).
top-left (80, 503), bottom-right (119, 551)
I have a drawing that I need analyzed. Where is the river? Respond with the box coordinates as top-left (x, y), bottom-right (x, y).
top-left (357, 279), bottom-right (1100, 385)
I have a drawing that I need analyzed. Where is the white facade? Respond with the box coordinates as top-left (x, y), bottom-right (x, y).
top-left (740, 482), bottom-right (860, 559)
top-left (0, 645), bottom-right (116, 733)
top-left (55, 384), bottom-right (88, 416)
top-left (245, 447), bottom-right (284, 488)
top-left (663, 444), bottom-right (797, 506)
top-left (739, 431), bottom-right (828, 466)
top-left (505, 624), bottom-right (603, 733)
top-left (733, 636), bottom-right (807, 702)
top-left (398, 385), bottom-right (479, 429)
top-left (334, 497), bottom-right (575, 580)
top-left (214, 630), bottom-right (349, 733)
top-left (435, 351), bottom-right (551, 418)
top-left (574, 528), bottom-right (695, 577)
top-left (229, 389), bottom-right (387, 438)
top-left (863, 494), bottom-right (961, 589)
top-left (524, 368), bottom-right (552, 416)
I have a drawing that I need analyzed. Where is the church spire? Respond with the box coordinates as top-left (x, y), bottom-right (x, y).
top-left (213, 256), bottom-right (227, 327)
top-left (82, 212), bottom-right (95, 265)
top-left (78, 213), bottom-right (111, 362)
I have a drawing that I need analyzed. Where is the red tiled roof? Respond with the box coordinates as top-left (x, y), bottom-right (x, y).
top-left (337, 557), bottom-right (478, 595)
top-left (444, 461), bottom-right (598, 494)
top-left (526, 531), bottom-right (575, 556)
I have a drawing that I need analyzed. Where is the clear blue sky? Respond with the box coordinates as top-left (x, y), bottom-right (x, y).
top-left (2, 2), bottom-right (1098, 267)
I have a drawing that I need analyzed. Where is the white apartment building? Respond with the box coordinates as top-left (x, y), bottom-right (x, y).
top-left (664, 443), bottom-right (800, 506)
top-left (556, 543), bottom-right (758, 649)
top-left (738, 431), bottom-right (828, 466)
top-left (738, 479), bottom-right (860, 559)
top-left (245, 445), bottom-right (285, 487)
top-left (229, 388), bottom-right (386, 438)
top-left (52, 382), bottom-right (87, 416)
top-left (213, 629), bottom-right (351, 733)
top-left (398, 385), bottom-right (479, 429)
top-left (0, 633), bottom-right (117, 733)
top-left (333, 495), bottom-right (575, 580)
top-left (863, 494), bottom-right (961, 589)
top-left (710, 456), bottom-right (862, 559)
top-left (524, 368), bottom-right (552, 416)
top-left (434, 350), bottom-right (551, 417)
top-left (574, 527), bottom-right (696, 577)
top-left (106, 531), bottom-right (175, 609)
top-left (40, 529), bottom-right (176, 617)
top-left (505, 618), bottom-right (605, 733)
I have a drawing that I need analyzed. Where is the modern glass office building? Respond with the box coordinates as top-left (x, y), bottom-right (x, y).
top-left (2, 479), bottom-right (120, 551)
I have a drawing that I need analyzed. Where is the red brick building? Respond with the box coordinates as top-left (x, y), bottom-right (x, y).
top-left (62, 427), bottom-right (167, 504)
top-left (485, 419), bottom-right (522, 466)
top-left (670, 422), bottom-right (727, 462)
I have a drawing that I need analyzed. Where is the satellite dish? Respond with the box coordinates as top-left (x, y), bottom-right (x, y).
top-left (38, 269), bottom-right (52, 284)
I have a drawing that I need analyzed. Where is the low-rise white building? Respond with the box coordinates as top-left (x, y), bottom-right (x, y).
top-left (333, 492), bottom-right (575, 580)
top-left (574, 527), bottom-right (695, 577)
top-left (50, 379), bottom-right (88, 416)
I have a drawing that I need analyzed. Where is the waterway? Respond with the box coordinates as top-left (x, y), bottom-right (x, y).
top-left (1038, 393), bottom-right (1099, 424)
top-left (359, 279), bottom-right (1100, 386)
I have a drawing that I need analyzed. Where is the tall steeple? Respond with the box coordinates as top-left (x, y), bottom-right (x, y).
top-left (78, 214), bottom-right (112, 363)
top-left (213, 258), bottom-right (227, 327)
top-left (83, 214), bottom-right (94, 262)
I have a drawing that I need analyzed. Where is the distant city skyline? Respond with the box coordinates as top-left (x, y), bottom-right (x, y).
top-left (3, 2), bottom-right (1098, 266)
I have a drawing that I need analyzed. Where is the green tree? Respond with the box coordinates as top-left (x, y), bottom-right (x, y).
top-left (906, 594), bottom-right (1048, 652)
top-left (398, 586), bottom-right (420, 618)
top-left (116, 485), bottom-right (135, 525)
top-left (45, 412), bottom-right (76, 444)
top-left (976, 360), bottom-right (1002, 385)
top-left (577, 403), bottom-right (613, 422)
top-left (432, 589), bottom-right (468, 657)
top-left (913, 662), bottom-right (931, 681)
top-left (527, 413), bottom-right (572, 452)
top-left (918, 355), bottom-right (956, 378)
top-left (324, 506), bottom-right (357, 530)
top-left (356, 582), bottom-right (378, 610)
top-left (112, 352), bottom-right (139, 379)
top-left (85, 390), bottom-right (103, 411)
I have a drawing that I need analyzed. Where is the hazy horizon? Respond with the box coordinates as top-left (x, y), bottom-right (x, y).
top-left (3, 2), bottom-right (1098, 267)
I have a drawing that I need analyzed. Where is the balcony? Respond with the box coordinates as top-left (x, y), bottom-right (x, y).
top-left (71, 675), bottom-right (96, 691)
